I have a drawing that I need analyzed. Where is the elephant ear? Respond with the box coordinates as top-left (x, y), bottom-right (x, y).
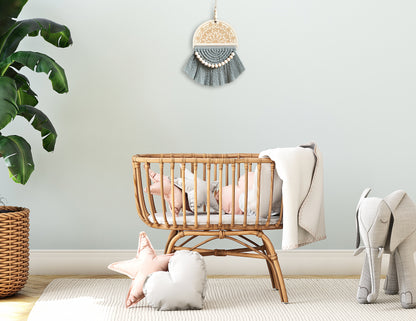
top-left (384, 190), bottom-right (416, 252)
top-left (355, 188), bottom-right (372, 248)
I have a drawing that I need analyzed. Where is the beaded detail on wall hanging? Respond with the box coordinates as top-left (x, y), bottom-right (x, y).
top-left (184, 3), bottom-right (245, 87)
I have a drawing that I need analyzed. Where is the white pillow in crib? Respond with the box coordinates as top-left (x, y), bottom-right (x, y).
top-left (242, 162), bottom-right (282, 218)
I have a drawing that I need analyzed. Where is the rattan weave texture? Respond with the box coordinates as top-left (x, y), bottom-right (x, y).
top-left (0, 206), bottom-right (29, 298)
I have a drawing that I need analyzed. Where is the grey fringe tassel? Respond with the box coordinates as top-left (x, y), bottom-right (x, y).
top-left (184, 47), bottom-right (245, 87)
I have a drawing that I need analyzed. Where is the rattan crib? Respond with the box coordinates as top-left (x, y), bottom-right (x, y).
top-left (132, 153), bottom-right (288, 303)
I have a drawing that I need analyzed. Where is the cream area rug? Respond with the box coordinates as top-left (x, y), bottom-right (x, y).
top-left (28, 278), bottom-right (415, 321)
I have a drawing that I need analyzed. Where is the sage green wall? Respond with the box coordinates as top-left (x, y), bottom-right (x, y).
top-left (1, 0), bottom-right (415, 250)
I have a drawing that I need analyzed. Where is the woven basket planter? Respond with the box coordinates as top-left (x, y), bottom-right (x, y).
top-left (0, 206), bottom-right (29, 298)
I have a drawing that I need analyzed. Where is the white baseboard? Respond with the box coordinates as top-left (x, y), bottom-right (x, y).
top-left (29, 249), bottom-right (394, 276)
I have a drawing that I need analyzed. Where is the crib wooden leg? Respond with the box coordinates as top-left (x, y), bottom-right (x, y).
top-left (164, 230), bottom-right (178, 254)
top-left (165, 231), bottom-right (184, 254)
top-left (273, 255), bottom-right (288, 303)
top-left (260, 232), bottom-right (288, 303)
top-left (264, 248), bottom-right (278, 290)
top-left (266, 259), bottom-right (278, 289)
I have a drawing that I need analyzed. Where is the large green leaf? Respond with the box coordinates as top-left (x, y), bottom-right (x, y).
top-left (4, 66), bottom-right (38, 106)
top-left (16, 77), bottom-right (38, 106)
top-left (0, 0), bottom-right (28, 37)
top-left (0, 76), bottom-right (18, 130)
top-left (0, 18), bottom-right (72, 61)
top-left (18, 105), bottom-right (57, 152)
top-left (1, 51), bottom-right (68, 93)
top-left (0, 134), bottom-right (34, 184)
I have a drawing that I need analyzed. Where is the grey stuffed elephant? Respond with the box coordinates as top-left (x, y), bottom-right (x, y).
top-left (354, 188), bottom-right (416, 309)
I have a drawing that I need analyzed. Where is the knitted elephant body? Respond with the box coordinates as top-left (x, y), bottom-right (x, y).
top-left (355, 189), bottom-right (416, 309)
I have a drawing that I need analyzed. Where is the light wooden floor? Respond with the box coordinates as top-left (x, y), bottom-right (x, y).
top-left (0, 275), bottom-right (128, 321)
top-left (0, 275), bottom-right (359, 321)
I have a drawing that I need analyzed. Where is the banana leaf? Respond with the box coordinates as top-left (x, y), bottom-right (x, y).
top-left (4, 67), bottom-right (38, 106)
top-left (0, 76), bottom-right (18, 130)
top-left (1, 51), bottom-right (68, 93)
top-left (0, 134), bottom-right (34, 184)
top-left (16, 78), bottom-right (38, 106)
top-left (0, 0), bottom-right (28, 36)
top-left (0, 18), bottom-right (72, 61)
top-left (18, 105), bottom-right (57, 152)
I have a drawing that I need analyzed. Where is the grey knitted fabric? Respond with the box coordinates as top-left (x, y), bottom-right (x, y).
top-left (184, 47), bottom-right (245, 86)
top-left (174, 169), bottom-right (219, 213)
top-left (395, 239), bottom-right (416, 308)
top-left (384, 251), bottom-right (399, 295)
top-left (357, 252), bottom-right (371, 303)
top-left (357, 248), bottom-right (383, 304)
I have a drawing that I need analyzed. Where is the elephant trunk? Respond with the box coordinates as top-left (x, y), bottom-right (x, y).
top-left (366, 247), bottom-right (384, 303)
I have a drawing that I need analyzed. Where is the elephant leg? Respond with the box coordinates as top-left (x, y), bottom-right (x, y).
top-left (384, 251), bottom-right (399, 295)
top-left (365, 247), bottom-right (384, 303)
top-left (395, 240), bottom-right (416, 309)
top-left (357, 252), bottom-right (371, 304)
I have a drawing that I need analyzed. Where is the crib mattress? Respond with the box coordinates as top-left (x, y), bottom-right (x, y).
top-left (149, 212), bottom-right (280, 226)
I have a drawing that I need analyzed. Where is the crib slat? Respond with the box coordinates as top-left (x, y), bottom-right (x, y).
top-left (214, 164), bottom-right (217, 181)
top-left (243, 163), bottom-right (249, 227)
top-left (133, 162), bottom-right (150, 224)
top-left (225, 164), bottom-right (229, 186)
top-left (145, 163), bottom-right (158, 225)
top-left (218, 164), bottom-right (223, 227)
top-left (203, 163), bottom-right (207, 212)
top-left (255, 163), bottom-right (261, 227)
top-left (193, 163), bottom-right (198, 228)
top-left (181, 163), bottom-right (187, 227)
top-left (170, 162), bottom-right (177, 228)
top-left (206, 163), bottom-right (211, 226)
top-left (159, 162), bottom-right (168, 226)
top-left (231, 163), bottom-right (236, 226)
top-left (266, 162), bottom-right (275, 227)
top-left (277, 199), bottom-right (283, 227)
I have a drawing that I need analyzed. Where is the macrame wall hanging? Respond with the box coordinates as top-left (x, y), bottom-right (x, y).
top-left (184, 1), bottom-right (245, 87)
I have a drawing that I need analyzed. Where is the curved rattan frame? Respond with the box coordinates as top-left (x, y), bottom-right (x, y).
top-left (132, 153), bottom-right (288, 303)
